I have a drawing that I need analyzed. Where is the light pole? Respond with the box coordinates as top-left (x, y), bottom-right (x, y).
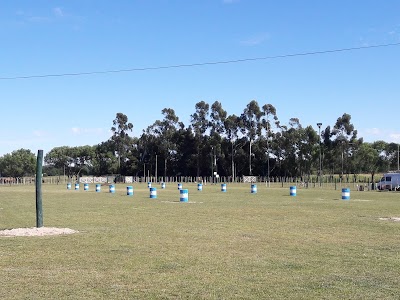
top-left (317, 123), bottom-right (322, 178)
top-left (155, 154), bottom-right (158, 183)
top-left (211, 146), bottom-right (214, 184)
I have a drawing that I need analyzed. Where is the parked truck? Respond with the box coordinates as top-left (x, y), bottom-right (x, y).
top-left (377, 172), bottom-right (400, 191)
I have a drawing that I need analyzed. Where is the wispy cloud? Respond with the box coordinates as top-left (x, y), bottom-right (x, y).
top-left (53, 7), bottom-right (64, 18)
top-left (33, 130), bottom-right (48, 137)
top-left (365, 128), bottom-right (381, 136)
top-left (71, 127), bottom-right (105, 135)
top-left (389, 133), bottom-right (400, 143)
top-left (240, 33), bottom-right (270, 46)
top-left (362, 128), bottom-right (400, 143)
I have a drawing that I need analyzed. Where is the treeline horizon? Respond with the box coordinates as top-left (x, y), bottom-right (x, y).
top-left (1, 100), bottom-right (399, 181)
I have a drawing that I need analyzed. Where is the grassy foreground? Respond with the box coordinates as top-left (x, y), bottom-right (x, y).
top-left (1, 183), bottom-right (399, 299)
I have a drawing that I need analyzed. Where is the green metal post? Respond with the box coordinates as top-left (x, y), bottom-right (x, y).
top-left (36, 150), bottom-right (43, 228)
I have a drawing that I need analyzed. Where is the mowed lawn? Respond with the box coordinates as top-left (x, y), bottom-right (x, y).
top-left (1, 183), bottom-right (400, 299)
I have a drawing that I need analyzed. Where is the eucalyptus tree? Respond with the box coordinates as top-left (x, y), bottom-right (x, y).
top-left (354, 142), bottom-right (380, 181)
top-left (332, 113), bottom-right (358, 176)
top-left (224, 114), bottom-right (241, 179)
top-left (110, 113), bottom-right (134, 174)
top-left (297, 125), bottom-right (319, 176)
top-left (44, 146), bottom-right (73, 176)
top-left (209, 101), bottom-right (227, 176)
top-left (386, 142), bottom-right (400, 171)
top-left (240, 100), bottom-right (262, 175)
top-left (138, 127), bottom-right (160, 178)
top-left (261, 104), bottom-right (278, 179)
top-left (0, 149), bottom-right (36, 178)
top-left (144, 108), bottom-right (181, 178)
top-left (190, 101), bottom-right (210, 177)
top-left (93, 141), bottom-right (118, 175)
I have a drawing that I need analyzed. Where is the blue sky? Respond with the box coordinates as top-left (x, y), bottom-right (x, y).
top-left (1, 0), bottom-right (399, 156)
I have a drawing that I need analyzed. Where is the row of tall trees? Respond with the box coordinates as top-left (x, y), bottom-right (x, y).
top-left (1, 100), bottom-right (399, 180)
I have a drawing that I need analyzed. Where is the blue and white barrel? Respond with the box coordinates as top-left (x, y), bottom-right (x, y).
top-left (75, 183), bottom-right (79, 190)
top-left (147, 182), bottom-right (152, 189)
top-left (178, 183), bottom-right (182, 190)
top-left (161, 182), bottom-right (166, 189)
top-left (84, 183), bottom-right (89, 191)
top-left (109, 184), bottom-right (115, 194)
top-left (342, 188), bottom-right (350, 200)
top-left (221, 183), bottom-right (227, 192)
top-left (290, 186), bottom-right (297, 196)
top-left (180, 189), bottom-right (189, 202)
top-left (150, 187), bottom-right (157, 199)
top-left (127, 186), bottom-right (133, 196)
top-left (251, 184), bottom-right (257, 194)
top-left (95, 184), bottom-right (101, 192)
top-left (67, 182), bottom-right (72, 190)
top-left (197, 183), bottom-right (203, 191)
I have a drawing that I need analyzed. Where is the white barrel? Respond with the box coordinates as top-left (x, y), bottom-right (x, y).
top-left (150, 187), bottom-right (157, 199)
top-left (290, 186), bottom-right (297, 196)
top-left (221, 183), bottom-right (227, 192)
top-left (342, 188), bottom-right (350, 200)
top-left (180, 189), bottom-right (189, 202)
top-left (127, 186), bottom-right (133, 196)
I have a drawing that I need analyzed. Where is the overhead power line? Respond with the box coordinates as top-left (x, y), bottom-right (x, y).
top-left (1, 42), bottom-right (399, 80)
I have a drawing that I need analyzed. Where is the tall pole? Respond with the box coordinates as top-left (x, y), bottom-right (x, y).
top-left (317, 123), bottom-right (322, 178)
top-left (398, 143), bottom-right (399, 171)
top-left (249, 140), bottom-right (252, 175)
top-left (267, 116), bottom-right (270, 186)
top-left (36, 150), bottom-right (44, 228)
top-left (211, 146), bottom-right (214, 184)
top-left (155, 154), bottom-right (158, 183)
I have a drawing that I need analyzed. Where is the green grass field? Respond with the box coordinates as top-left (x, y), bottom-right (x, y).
top-left (1, 183), bottom-right (400, 299)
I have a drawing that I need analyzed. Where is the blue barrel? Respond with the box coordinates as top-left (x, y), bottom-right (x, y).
top-left (150, 187), bottom-right (157, 199)
top-left (147, 182), bottom-right (152, 189)
top-left (251, 184), bottom-right (257, 194)
top-left (75, 183), bottom-right (79, 190)
top-left (197, 183), bottom-right (203, 191)
top-left (290, 186), bottom-right (297, 196)
top-left (180, 189), bottom-right (189, 202)
top-left (109, 184), bottom-right (115, 193)
top-left (67, 183), bottom-right (71, 190)
top-left (95, 184), bottom-right (101, 192)
top-left (342, 188), bottom-right (350, 200)
top-left (221, 183), bottom-right (227, 192)
top-left (178, 183), bottom-right (182, 190)
top-left (161, 182), bottom-right (166, 189)
top-left (127, 186), bottom-right (133, 196)
top-left (84, 183), bottom-right (89, 191)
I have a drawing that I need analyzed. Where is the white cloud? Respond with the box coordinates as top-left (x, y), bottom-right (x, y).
top-left (389, 133), bottom-right (400, 143)
top-left (365, 128), bottom-right (381, 136)
top-left (33, 130), bottom-right (48, 137)
top-left (71, 127), bottom-right (105, 135)
top-left (240, 33), bottom-right (270, 46)
top-left (53, 7), bottom-right (64, 17)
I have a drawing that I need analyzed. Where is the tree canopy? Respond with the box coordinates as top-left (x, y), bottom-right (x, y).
top-left (1, 102), bottom-right (399, 179)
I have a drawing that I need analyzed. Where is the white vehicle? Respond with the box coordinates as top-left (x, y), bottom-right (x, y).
top-left (377, 173), bottom-right (400, 191)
